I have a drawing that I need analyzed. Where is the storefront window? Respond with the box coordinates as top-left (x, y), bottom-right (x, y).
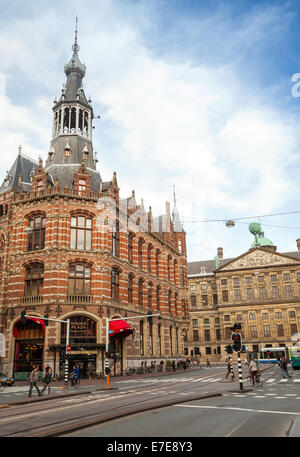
top-left (13, 320), bottom-right (44, 374)
top-left (61, 315), bottom-right (97, 343)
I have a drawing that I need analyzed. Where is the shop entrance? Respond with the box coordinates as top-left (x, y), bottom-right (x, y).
top-left (13, 319), bottom-right (44, 379)
top-left (60, 352), bottom-right (96, 379)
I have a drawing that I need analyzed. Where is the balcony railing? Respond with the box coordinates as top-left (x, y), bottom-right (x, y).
top-left (22, 295), bottom-right (43, 304)
top-left (67, 295), bottom-right (93, 304)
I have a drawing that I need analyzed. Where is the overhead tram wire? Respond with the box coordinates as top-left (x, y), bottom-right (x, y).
top-left (181, 209), bottom-right (300, 225)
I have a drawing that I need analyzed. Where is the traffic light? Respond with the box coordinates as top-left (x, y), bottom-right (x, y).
top-left (225, 345), bottom-right (233, 354)
top-left (232, 332), bottom-right (242, 352)
top-left (21, 310), bottom-right (27, 325)
top-left (147, 310), bottom-right (153, 324)
top-left (44, 313), bottom-right (49, 326)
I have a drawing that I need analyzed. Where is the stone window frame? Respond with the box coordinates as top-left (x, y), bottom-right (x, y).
top-left (70, 213), bottom-right (92, 251)
top-left (27, 213), bottom-right (46, 252)
top-left (24, 262), bottom-right (44, 297)
top-left (68, 262), bottom-right (92, 296)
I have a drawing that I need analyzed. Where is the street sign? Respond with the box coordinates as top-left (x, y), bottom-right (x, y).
top-left (66, 345), bottom-right (71, 352)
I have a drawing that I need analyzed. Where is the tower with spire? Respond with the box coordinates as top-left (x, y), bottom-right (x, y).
top-left (45, 17), bottom-right (102, 192)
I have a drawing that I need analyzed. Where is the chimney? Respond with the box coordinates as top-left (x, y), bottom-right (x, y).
top-left (217, 247), bottom-right (223, 259)
top-left (297, 239), bottom-right (300, 252)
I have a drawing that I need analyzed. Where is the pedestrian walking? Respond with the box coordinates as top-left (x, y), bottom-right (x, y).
top-left (41, 366), bottom-right (52, 395)
top-left (28, 366), bottom-right (41, 397)
top-left (249, 359), bottom-right (258, 385)
top-left (280, 357), bottom-right (291, 379)
top-left (225, 360), bottom-right (234, 379)
top-left (206, 358), bottom-right (211, 368)
top-left (172, 360), bottom-right (176, 372)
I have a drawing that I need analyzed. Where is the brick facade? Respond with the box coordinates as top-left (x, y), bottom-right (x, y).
top-left (0, 36), bottom-right (188, 379)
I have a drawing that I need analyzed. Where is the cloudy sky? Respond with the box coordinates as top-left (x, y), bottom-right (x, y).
top-left (1, 0), bottom-right (300, 261)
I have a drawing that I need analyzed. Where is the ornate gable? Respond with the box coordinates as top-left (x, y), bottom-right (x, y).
top-left (217, 247), bottom-right (299, 271)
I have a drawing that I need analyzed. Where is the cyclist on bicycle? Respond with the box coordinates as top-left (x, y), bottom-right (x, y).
top-left (70, 365), bottom-right (80, 387)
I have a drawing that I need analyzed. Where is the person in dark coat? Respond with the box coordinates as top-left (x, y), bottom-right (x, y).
top-left (41, 366), bottom-right (52, 395)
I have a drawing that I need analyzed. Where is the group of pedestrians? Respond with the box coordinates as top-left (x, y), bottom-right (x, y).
top-left (28, 365), bottom-right (53, 397)
top-left (28, 364), bottom-right (80, 397)
top-left (225, 355), bottom-right (292, 386)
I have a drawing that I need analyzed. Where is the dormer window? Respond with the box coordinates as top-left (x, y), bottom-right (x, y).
top-left (36, 180), bottom-right (43, 192)
top-left (78, 179), bottom-right (86, 195)
top-left (82, 145), bottom-right (89, 160)
top-left (64, 142), bottom-right (71, 157)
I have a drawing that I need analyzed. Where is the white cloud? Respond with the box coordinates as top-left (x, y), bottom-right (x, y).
top-left (0, 1), bottom-right (299, 261)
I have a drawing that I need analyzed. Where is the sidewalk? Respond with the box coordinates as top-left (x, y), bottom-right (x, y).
top-left (12, 365), bottom-right (202, 388)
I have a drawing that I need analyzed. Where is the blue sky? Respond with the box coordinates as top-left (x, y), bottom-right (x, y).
top-left (1, 0), bottom-right (300, 261)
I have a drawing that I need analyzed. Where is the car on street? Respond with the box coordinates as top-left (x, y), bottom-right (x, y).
top-left (0, 372), bottom-right (15, 386)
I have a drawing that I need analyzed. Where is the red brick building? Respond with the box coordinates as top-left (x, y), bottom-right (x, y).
top-left (0, 33), bottom-right (188, 379)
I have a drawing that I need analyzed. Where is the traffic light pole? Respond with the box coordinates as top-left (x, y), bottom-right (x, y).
top-left (105, 313), bottom-right (160, 390)
top-left (237, 352), bottom-right (243, 391)
top-left (24, 314), bottom-right (70, 388)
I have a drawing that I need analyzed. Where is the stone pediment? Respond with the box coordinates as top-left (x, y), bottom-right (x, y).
top-left (218, 248), bottom-right (299, 271)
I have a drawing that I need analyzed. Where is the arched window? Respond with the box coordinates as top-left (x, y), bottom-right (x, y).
top-left (138, 278), bottom-right (144, 307)
top-left (25, 263), bottom-right (44, 297)
top-left (147, 282), bottom-right (153, 308)
top-left (147, 244), bottom-right (152, 273)
top-left (149, 321), bottom-right (153, 356)
top-left (70, 215), bottom-right (92, 250)
top-left (168, 290), bottom-right (172, 313)
top-left (111, 268), bottom-right (119, 301)
top-left (138, 238), bottom-right (144, 269)
top-left (27, 215), bottom-right (46, 251)
top-left (156, 249), bottom-right (160, 277)
top-left (128, 274), bottom-right (134, 303)
top-left (112, 221), bottom-right (120, 257)
top-left (128, 232), bottom-right (134, 264)
top-left (170, 326), bottom-right (173, 355)
top-left (167, 255), bottom-right (172, 281)
top-left (69, 264), bottom-right (91, 296)
top-left (174, 293), bottom-right (178, 315)
top-left (157, 324), bottom-right (162, 356)
top-left (61, 315), bottom-right (97, 343)
top-left (156, 286), bottom-right (160, 311)
top-left (176, 327), bottom-right (179, 355)
top-left (140, 320), bottom-right (144, 356)
top-left (174, 259), bottom-right (178, 284)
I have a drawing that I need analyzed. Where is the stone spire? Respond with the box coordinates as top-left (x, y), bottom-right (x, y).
top-left (172, 185), bottom-right (183, 232)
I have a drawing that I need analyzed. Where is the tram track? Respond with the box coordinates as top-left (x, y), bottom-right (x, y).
top-left (0, 372), bottom-right (224, 437)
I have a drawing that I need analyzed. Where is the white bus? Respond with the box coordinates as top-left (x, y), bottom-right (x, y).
top-left (256, 347), bottom-right (289, 364)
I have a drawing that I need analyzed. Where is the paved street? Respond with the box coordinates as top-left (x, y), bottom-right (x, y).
top-left (63, 365), bottom-right (300, 437)
top-left (1, 364), bottom-right (300, 437)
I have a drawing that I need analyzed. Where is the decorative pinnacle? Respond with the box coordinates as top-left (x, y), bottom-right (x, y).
top-left (72, 16), bottom-right (80, 53)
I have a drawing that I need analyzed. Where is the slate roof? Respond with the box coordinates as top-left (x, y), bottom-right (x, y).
top-left (0, 153), bottom-right (38, 194)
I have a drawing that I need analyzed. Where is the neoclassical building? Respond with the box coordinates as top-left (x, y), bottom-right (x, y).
top-left (0, 32), bottom-right (188, 379)
top-left (186, 225), bottom-right (300, 362)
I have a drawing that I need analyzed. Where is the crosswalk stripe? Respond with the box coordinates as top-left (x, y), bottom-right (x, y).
top-left (266, 378), bottom-right (276, 383)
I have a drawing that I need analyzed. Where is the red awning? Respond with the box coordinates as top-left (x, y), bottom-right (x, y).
top-left (109, 320), bottom-right (133, 338)
top-left (13, 317), bottom-right (46, 338)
